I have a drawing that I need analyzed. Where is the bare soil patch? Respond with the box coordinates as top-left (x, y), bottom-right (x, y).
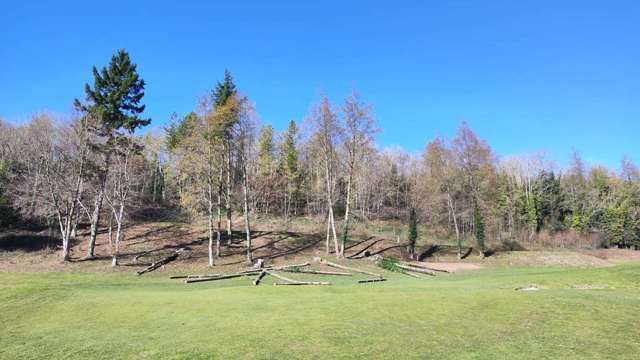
top-left (2, 217), bottom-right (640, 274)
top-left (416, 262), bottom-right (483, 272)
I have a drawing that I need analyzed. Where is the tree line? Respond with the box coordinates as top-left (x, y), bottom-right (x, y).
top-left (1, 49), bottom-right (638, 265)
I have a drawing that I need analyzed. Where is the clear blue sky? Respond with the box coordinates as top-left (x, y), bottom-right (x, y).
top-left (1, 1), bottom-right (638, 169)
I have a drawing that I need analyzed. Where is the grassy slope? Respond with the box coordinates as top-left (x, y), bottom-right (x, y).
top-left (1, 265), bottom-right (639, 359)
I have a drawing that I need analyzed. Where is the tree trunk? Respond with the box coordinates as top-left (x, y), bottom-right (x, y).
top-left (323, 159), bottom-right (339, 256)
top-left (447, 192), bottom-right (462, 259)
top-left (216, 165), bottom-right (223, 258)
top-left (242, 161), bottom-right (252, 262)
top-left (112, 203), bottom-right (124, 267)
top-left (87, 156), bottom-right (108, 259)
top-left (108, 212), bottom-right (113, 247)
top-left (329, 206), bottom-right (339, 256)
top-left (208, 189), bottom-right (215, 267)
top-left (325, 211), bottom-right (331, 254)
top-left (86, 188), bottom-right (103, 259)
top-left (60, 216), bottom-right (71, 262)
top-left (225, 142), bottom-right (232, 237)
top-left (340, 172), bottom-right (353, 257)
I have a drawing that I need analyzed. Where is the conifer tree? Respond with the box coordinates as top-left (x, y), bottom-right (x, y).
top-left (211, 69), bottom-right (238, 236)
top-left (280, 120), bottom-right (301, 220)
top-left (213, 69), bottom-right (237, 108)
top-left (166, 112), bottom-right (198, 151)
top-left (74, 49), bottom-right (149, 259)
top-left (473, 202), bottom-right (486, 258)
top-left (408, 207), bottom-right (418, 259)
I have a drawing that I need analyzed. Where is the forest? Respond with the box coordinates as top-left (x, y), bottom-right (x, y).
top-left (1, 49), bottom-right (639, 266)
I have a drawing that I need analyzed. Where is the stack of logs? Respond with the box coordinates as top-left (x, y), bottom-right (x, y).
top-left (163, 257), bottom-right (449, 285)
top-left (393, 261), bottom-right (450, 277)
top-left (169, 259), bottom-right (411, 286)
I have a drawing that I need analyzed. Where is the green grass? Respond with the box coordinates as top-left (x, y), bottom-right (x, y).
top-left (1, 265), bottom-right (640, 359)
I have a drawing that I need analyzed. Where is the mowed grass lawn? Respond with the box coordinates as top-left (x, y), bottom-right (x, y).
top-left (1, 264), bottom-right (639, 359)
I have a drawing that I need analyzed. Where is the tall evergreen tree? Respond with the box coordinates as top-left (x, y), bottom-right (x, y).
top-left (74, 49), bottom-right (149, 259)
top-left (473, 202), bottom-right (486, 257)
top-left (166, 112), bottom-right (198, 151)
top-left (280, 120), bottom-right (301, 220)
top-left (280, 120), bottom-right (300, 179)
top-left (213, 69), bottom-right (237, 108)
top-left (407, 207), bottom-right (418, 259)
top-left (76, 49), bottom-right (150, 136)
top-left (210, 69), bottom-right (239, 236)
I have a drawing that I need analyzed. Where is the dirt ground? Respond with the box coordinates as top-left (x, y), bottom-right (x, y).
top-left (2, 217), bottom-right (640, 274)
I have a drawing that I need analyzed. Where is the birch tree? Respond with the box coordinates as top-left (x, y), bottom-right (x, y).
top-left (104, 137), bottom-right (143, 266)
top-left (308, 96), bottom-right (342, 256)
top-left (338, 92), bottom-right (377, 256)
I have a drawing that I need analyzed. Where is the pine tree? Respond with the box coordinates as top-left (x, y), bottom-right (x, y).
top-left (210, 70), bottom-right (239, 236)
top-left (526, 192), bottom-right (539, 235)
top-left (166, 112), bottom-right (198, 151)
top-left (408, 208), bottom-right (418, 259)
top-left (213, 69), bottom-right (237, 108)
top-left (74, 49), bottom-right (149, 259)
top-left (280, 120), bottom-right (301, 219)
top-left (75, 49), bottom-right (150, 136)
top-left (473, 202), bottom-right (486, 257)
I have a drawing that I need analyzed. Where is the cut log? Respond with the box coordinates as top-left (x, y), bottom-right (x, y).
top-left (253, 270), bottom-right (267, 285)
top-left (239, 262), bottom-right (310, 273)
top-left (185, 273), bottom-right (251, 283)
top-left (136, 248), bottom-right (185, 276)
top-left (400, 271), bottom-right (422, 279)
top-left (271, 262), bottom-right (311, 271)
top-left (403, 262), bottom-right (450, 273)
top-left (183, 263), bottom-right (311, 284)
top-left (279, 269), bottom-right (352, 276)
top-left (320, 260), bottom-right (382, 278)
top-left (265, 271), bottom-right (300, 284)
top-left (274, 281), bottom-right (330, 286)
top-left (170, 273), bottom-right (221, 279)
top-left (358, 278), bottom-right (387, 283)
top-left (236, 269), bottom-right (266, 275)
top-left (395, 263), bottom-right (436, 276)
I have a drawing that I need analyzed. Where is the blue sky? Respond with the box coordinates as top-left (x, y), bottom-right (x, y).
top-left (1, 1), bottom-right (638, 169)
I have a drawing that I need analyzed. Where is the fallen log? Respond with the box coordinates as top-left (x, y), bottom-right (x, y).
top-left (358, 278), bottom-right (387, 283)
top-left (274, 281), bottom-right (330, 286)
top-left (136, 248), bottom-right (185, 276)
top-left (185, 273), bottom-right (253, 283)
top-left (395, 263), bottom-right (436, 276)
top-left (253, 270), bottom-right (267, 285)
top-left (182, 263), bottom-right (311, 284)
top-left (403, 262), bottom-right (450, 273)
top-left (320, 260), bottom-right (382, 278)
top-left (279, 269), bottom-right (352, 276)
top-left (170, 273), bottom-right (221, 279)
top-left (271, 262), bottom-right (311, 271)
top-left (239, 262), bottom-right (310, 274)
top-left (400, 271), bottom-right (422, 279)
top-left (266, 271), bottom-right (331, 286)
top-left (266, 271), bottom-right (300, 284)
